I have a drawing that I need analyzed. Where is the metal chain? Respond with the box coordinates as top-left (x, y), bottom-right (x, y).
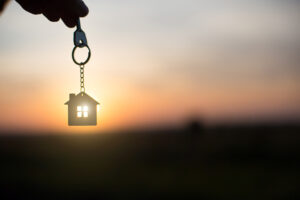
top-left (80, 65), bottom-right (85, 93)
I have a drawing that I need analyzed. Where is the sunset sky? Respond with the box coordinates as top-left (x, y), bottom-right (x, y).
top-left (0, 0), bottom-right (299, 133)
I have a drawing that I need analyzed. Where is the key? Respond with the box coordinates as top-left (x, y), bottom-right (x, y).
top-left (74, 19), bottom-right (88, 47)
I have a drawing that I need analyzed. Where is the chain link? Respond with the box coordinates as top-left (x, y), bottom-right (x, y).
top-left (80, 65), bottom-right (85, 93)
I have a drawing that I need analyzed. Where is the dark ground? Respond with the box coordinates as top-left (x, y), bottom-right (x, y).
top-left (0, 122), bottom-right (299, 200)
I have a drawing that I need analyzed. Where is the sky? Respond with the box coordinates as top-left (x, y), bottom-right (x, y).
top-left (0, 0), bottom-right (299, 133)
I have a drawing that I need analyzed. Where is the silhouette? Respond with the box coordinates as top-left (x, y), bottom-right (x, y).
top-left (0, 0), bottom-right (89, 28)
top-left (65, 92), bottom-right (99, 126)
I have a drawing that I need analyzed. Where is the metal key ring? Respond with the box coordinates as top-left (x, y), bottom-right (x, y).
top-left (72, 44), bottom-right (91, 66)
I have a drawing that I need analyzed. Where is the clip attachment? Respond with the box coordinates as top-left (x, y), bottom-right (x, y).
top-left (74, 19), bottom-right (88, 47)
top-left (72, 19), bottom-right (91, 66)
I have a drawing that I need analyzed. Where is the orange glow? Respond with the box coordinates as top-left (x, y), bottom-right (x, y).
top-left (0, 71), bottom-right (299, 134)
top-left (0, 1), bottom-right (299, 133)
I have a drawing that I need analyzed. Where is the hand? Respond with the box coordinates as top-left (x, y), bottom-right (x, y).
top-left (16, 0), bottom-right (89, 28)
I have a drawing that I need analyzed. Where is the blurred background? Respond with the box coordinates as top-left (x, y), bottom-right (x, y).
top-left (0, 0), bottom-right (299, 133)
top-left (0, 0), bottom-right (299, 199)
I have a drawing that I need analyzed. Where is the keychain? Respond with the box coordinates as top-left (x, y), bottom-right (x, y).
top-left (65, 19), bottom-right (99, 126)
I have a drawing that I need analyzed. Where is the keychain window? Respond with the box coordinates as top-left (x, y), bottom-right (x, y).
top-left (77, 106), bottom-right (88, 118)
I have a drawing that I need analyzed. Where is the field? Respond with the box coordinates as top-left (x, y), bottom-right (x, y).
top-left (0, 123), bottom-right (299, 199)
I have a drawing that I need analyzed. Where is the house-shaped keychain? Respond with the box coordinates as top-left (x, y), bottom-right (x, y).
top-left (65, 92), bottom-right (99, 126)
top-left (65, 19), bottom-right (99, 126)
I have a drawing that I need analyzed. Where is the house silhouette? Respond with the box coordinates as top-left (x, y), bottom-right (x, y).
top-left (65, 92), bottom-right (99, 126)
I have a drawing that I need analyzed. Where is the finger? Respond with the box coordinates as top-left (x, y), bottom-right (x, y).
top-left (43, 11), bottom-right (60, 22)
top-left (39, 0), bottom-right (59, 22)
top-left (60, 0), bottom-right (89, 28)
top-left (61, 14), bottom-right (77, 28)
top-left (16, 0), bottom-right (43, 15)
top-left (74, 0), bottom-right (89, 17)
top-left (60, 0), bottom-right (88, 18)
